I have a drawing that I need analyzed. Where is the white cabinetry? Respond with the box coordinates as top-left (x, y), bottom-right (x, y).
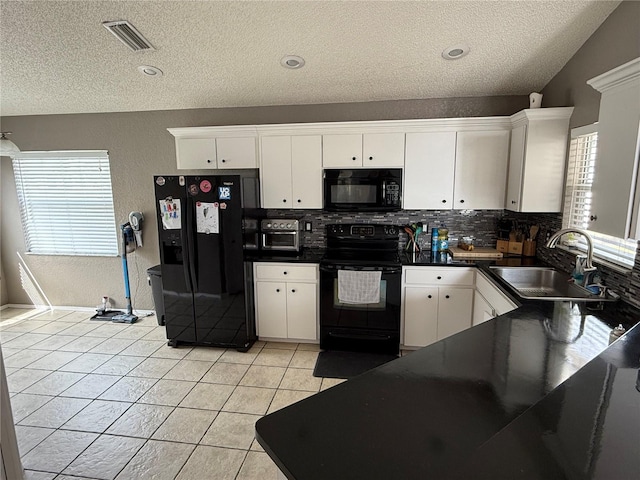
top-left (404, 132), bottom-right (456, 209)
top-left (402, 267), bottom-right (475, 348)
top-left (403, 125), bottom-right (510, 211)
top-left (473, 270), bottom-right (517, 326)
top-left (254, 263), bottom-right (318, 342)
top-left (260, 135), bottom-right (323, 209)
top-left (587, 58), bottom-right (640, 239)
top-left (454, 130), bottom-right (510, 210)
top-left (506, 108), bottom-right (573, 212)
top-left (322, 133), bottom-right (405, 168)
top-left (168, 127), bottom-right (258, 170)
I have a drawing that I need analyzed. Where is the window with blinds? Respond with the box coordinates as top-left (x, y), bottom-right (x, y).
top-left (563, 127), bottom-right (637, 268)
top-left (12, 151), bottom-right (119, 256)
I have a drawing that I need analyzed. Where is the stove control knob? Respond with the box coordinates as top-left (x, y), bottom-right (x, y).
top-left (286, 223), bottom-right (292, 228)
top-left (266, 223), bottom-right (272, 228)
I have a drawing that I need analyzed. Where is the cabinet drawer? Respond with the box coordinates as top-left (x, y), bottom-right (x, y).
top-left (255, 263), bottom-right (318, 282)
top-left (404, 267), bottom-right (474, 286)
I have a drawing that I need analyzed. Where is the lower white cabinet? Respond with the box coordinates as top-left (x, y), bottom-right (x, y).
top-left (402, 267), bottom-right (474, 348)
top-left (254, 263), bottom-right (318, 342)
top-left (472, 270), bottom-right (517, 326)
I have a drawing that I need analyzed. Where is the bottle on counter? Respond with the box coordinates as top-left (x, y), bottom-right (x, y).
top-left (431, 228), bottom-right (439, 252)
top-left (609, 324), bottom-right (626, 344)
top-left (438, 227), bottom-right (449, 252)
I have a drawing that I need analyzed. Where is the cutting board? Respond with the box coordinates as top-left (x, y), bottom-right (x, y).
top-left (448, 246), bottom-right (504, 259)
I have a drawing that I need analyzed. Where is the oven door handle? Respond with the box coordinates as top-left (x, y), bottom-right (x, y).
top-left (320, 264), bottom-right (401, 274)
top-left (327, 332), bottom-right (393, 341)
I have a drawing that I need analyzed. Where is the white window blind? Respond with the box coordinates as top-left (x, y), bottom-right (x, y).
top-left (12, 151), bottom-right (119, 256)
top-left (563, 127), bottom-right (637, 268)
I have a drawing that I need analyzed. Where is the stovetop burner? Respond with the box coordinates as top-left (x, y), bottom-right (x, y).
top-left (322, 223), bottom-right (401, 267)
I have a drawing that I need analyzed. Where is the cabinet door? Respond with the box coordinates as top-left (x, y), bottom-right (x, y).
top-left (476, 271), bottom-right (517, 317)
top-left (506, 124), bottom-right (526, 211)
top-left (363, 133), bottom-right (405, 167)
top-left (286, 282), bottom-right (317, 340)
top-left (404, 132), bottom-right (456, 209)
top-left (590, 76), bottom-right (640, 238)
top-left (291, 135), bottom-right (323, 208)
top-left (175, 137), bottom-right (217, 169)
top-left (322, 134), bottom-right (363, 168)
top-left (256, 282), bottom-right (288, 338)
top-left (472, 291), bottom-right (495, 326)
top-left (437, 288), bottom-right (473, 340)
top-left (216, 137), bottom-right (257, 169)
top-left (403, 286), bottom-right (439, 348)
top-left (454, 130), bottom-right (510, 209)
top-left (261, 136), bottom-right (293, 208)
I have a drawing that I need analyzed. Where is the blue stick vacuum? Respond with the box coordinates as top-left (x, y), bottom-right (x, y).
top-left (111, 223), bottom-right (138, 324)
top-left (92, 222), bottom-right (138, 324)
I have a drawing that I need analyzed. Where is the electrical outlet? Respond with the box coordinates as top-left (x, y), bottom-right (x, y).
top-left (304, 221), bottom-right (312, 232)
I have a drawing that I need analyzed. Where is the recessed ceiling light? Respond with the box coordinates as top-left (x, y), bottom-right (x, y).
top-left (138, 65), bottom-right (163, 77)
top-left (442, 45), bottom-right (470, 60)
top-left (280, 55), bottom-right (305, 69)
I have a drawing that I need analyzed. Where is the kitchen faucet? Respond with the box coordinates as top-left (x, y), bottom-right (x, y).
top-left (545, 228), bottom-right (596, 271)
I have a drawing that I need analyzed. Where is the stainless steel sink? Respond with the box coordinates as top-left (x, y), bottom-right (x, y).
top-left (489, 266), bottom-right (615, 302)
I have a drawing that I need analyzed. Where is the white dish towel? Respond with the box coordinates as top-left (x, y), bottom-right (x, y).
top-left (338, 270), bottom-right (382, 304)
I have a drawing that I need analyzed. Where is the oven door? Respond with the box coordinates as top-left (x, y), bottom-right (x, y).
top-left (261, 232), bottom-right (299, 251)
top-left (319, 263), bottom-right (401, 354)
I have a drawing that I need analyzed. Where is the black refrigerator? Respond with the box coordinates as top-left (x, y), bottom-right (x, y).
top-left (154, 175), bottom-right (256, 351)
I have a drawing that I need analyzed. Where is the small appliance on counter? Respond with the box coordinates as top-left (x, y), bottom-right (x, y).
top-left (242, 217), bottom-right (260, 251)
top-left (260, 218), bottom-right (303, 252)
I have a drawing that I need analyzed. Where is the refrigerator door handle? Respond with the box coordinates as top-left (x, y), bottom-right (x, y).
top-left (185, 197), bottom-right (198, 291)
top-left (180, 200), bottom-right (193, 294)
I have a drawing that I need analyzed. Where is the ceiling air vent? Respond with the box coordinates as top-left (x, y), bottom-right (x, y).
top-left (103, 20), bottom-right (155, 52)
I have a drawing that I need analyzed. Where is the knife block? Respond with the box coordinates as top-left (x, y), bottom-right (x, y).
top-left (508, 241), bottom-right (523, 255)
top-left (523, 240), bottom-right (536, 257)
top-left (496, 240), bottom-right (509, 253)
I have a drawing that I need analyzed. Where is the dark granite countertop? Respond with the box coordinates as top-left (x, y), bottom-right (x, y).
top-left (244, 248), bottom-right (325, 264)
top-left (256, 299), bottom-right (640, 479)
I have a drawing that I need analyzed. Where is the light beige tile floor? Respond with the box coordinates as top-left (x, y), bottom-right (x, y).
top-left (1, 307), bottom-right (350, 479)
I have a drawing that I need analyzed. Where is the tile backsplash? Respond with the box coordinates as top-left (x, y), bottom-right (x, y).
top-left (264, 208), bottom-right (640, 309)
top-left (265, 209), bottom-right (504, 249)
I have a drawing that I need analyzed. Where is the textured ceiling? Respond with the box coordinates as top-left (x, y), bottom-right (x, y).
top-left (0, 0), bottom-right (620, 116)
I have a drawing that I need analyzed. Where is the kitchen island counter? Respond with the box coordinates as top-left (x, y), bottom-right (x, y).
top-left (256, 301), bottom-right (640, 479)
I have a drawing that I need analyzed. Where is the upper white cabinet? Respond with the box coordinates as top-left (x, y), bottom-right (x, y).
top-left (260, 135), bottom-right (323, 209)
top-left (323, 132), bottom-right (405, 168)
top-left (404, 132), bottom-right (456, 209)
top-left (168, 127), bottom-right (258, 170)
top-left (174, 137), bottom-right (217, 170)
top-left (506, 108), bottom-right (574, 212)
top-left (216, 137), bottom-right (258, 169)
top-left (453, 130), bottom-right (510, 210)
top-left (587, 58), bottom-right (640, 239)
top-left (403, 121), bottom-right (511, 211)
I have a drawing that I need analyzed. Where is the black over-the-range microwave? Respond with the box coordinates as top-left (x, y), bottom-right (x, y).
top-left (323, 169), bottom-right (402, 211)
